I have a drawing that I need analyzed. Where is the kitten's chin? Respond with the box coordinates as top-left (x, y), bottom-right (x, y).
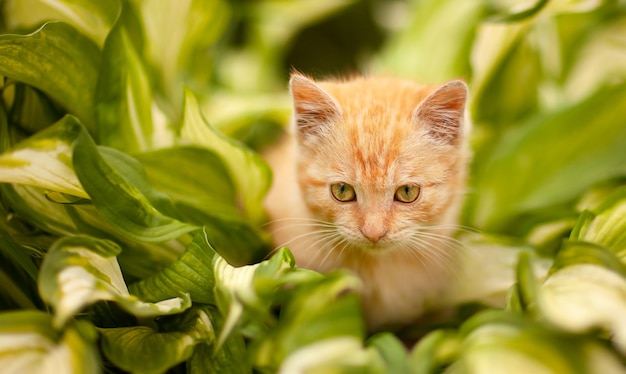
top-left (349, 239), bottom-right (398, 255)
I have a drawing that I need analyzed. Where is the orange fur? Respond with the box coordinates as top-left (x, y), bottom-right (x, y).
top-left (264, 74), bottom-right (471, 330)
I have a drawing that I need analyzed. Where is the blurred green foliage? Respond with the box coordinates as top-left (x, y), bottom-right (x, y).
top-left (0, 0), bottom-right (625, 372)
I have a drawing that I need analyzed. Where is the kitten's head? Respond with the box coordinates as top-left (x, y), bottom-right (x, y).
top-left (290, 73), bottom-right (470, 253)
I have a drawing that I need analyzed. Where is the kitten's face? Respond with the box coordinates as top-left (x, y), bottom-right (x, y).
top-left (290, 74), bottom-right (469, 252)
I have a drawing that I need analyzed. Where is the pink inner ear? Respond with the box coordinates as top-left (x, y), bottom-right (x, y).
top-left (413, 80), bottom-right (468, 144)
top-left (290, 75), bottom-right (341, 136)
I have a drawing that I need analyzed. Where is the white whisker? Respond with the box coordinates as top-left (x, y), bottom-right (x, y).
top-left (262, 217), bottom-right (336, 228)
top-left (317, 235), bottom-right (346, 269)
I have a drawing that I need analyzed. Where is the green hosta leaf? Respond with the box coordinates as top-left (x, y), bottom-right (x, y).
top-left (187, 306), bottom-right (251, 374)
top-left (440, 236), bottom-right (550, 309)
top-left (276, 337), bottom-right (381, 374)
top-left (0, 231), bottom-right (39, 283)
top-left (2, 184), bottom-right (82, 237)
top-left (180, 89), bottom-right (271, 223)
top-left (136, 146), bottom-right (269, 265)
top-left (525, 216), bottom-right (578, 256)
top-left (129, 232), bottom-right (294, 349)
top-left (129, 230), bottom-right (218, 305)
top-left (1, 182), bottom-right (182, 279)
top-left (96, 14), bottom-right (173, 153)
top-left (5, 82), bottom-right (63, 135)
top-left (137, 146), bottom-right (235, 208)
top-left (366, 333), bottom-right (410, 374)
top-left (0, 310), bottom-right (99, 373)
top-left (469, 83), bottom-right (626, 232)
top-left (0, 107), bottom-right (83, 236)
top-left (452, 310), bottom-right (626, 373)
top-left (251, 271), bottom-right (364, 372)
top-left (3, 0), bottom-right (120, 47)
top-left (551, 241), bottom-right (626, 275)
top-left (572, 186), bottom-right (626, 259)
top-left (101, 326), bottom-right (196, 374)
top-left (510, 251), bottom-right (544, 316)
top-left (0, 115), bottom-right (86, 198)
top-left (409, 329), bottom-right (461, 373)
top-left (540, 263), bottom-right (626, 354)
top-left (486, 0), bottom-right (549, 22)
top-left (72, 121), bottom-right (197, 242)
top-left (204, 92), bottom-right (290, 149)
top-left (0, 115), bottom-right (180, 278)
top-left (39, 235), bottom-right (191, 329)
top-left (100, 307), bottom-right (214, 374)
top-left (559, 10), bottom-right (626, 103)
top-left (188, 340), bottom-right (250, 374)
top-left (470, 20), bottom-right (540, 125)
top-left (374, 0), bottom-right (484, 83)
top-left (214, 246), bottom-right (298, 349)
top-left (0, 22), bottom-right (100, 132)
top-left (129, 0), bottom-right (230, 117)
top-left (0, 255), bottom-right (39, 310)
top-left (1, 114), bottom-right (195, 244)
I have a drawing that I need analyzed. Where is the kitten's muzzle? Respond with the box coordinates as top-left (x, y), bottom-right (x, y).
top-left (360, 226), bottom-right (388, 243)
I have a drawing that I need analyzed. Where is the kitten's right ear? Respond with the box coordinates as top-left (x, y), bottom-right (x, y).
top-left (413, 80), bottom-right (468, 145)
top-left (289, 74), bottom-right (341, 136)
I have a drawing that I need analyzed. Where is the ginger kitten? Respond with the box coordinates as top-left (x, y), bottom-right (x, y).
top-left (264, 73), bottom-right (470, 331)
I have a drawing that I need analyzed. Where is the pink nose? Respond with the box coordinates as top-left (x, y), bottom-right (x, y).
top-left (360, 227), bottom-right (387, 243)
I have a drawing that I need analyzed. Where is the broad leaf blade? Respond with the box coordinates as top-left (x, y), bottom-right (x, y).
top-left (367, 333), bottom-right (411, 374)
top-left (39, 235), bottom-right (191, 328)
top-left (375, 0), bottom-right (484, 83)
top-left (0, 115), bottom-right (86, 198)
top-left (129, 230), bottom-right (218, 305)
top-left (100, 307), bottom-right (215, 374)
top-left (3, 0), bottom-right (120, 47)
top-left (573, 186), bottom-right (626, 258)
top-left (454, 310), bottom-right (625, 373)
top-left (72, 125), bottom-right (196, 242)
top-left (96, 15), bottom-right (171, 153)
top-left (187, 306), bottom-right (252, 374)
top-left (409, 329), bottom-right (461, 373)
top-left (0, 310), bottom-right (99, 374)
top-left (136, 146), bottom-right (236, 210)
top-left (0, 22), bottom-right (100, 132)
top-left (251, 271), bottom-right (365, 372)
top-left (129, 0), bottom-right (231, 117)
top-left (539, 262), bottom-right (626, 355)
top-left (469, 83), bottom-right (626, 231)
top-left (470, 20), bottom-right (541, 125)
top-left (136, 146), bottom-right (269, 265)
top-left (180, 89), bottom-right (271, 223)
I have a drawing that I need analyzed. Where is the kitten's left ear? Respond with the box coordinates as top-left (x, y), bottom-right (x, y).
top-left (412, 80), bottom-right (468, 145)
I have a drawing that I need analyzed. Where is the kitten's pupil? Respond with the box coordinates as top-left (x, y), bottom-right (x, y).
top-left (394, 184), bottom-right (421, 203)
top-left (331, 183), bottom-right (356, 202)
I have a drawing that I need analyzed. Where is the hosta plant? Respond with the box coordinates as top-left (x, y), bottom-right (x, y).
top-left (0, 0), bottom-right (625, 373)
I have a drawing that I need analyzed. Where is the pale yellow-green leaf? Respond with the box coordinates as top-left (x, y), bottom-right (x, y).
top-left (278, 337), bottom-right (380, 374)
top-left (539, 263), bottom-right (626, 354)
top-left (3, 0), bottom-right (120, 47)
top-left (0, 140), bottom-right (86, 199)
top-left (440, 236), bottom-right (551, 308)
top-left (0, 311), bottom-right (99, 374)
top-left (39, 236), bottom-right (190, 329)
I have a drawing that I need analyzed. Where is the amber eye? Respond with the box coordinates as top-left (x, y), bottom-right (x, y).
top-left (394, 184), bottom-right (421, 203)
top-left (330, 183), bottom-right (356, 202)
